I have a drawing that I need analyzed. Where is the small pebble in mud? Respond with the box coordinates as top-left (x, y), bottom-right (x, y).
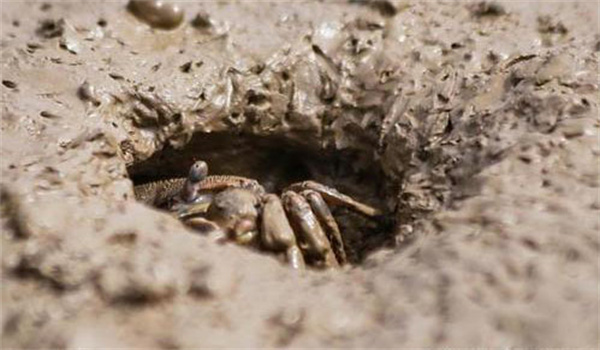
top-left (40, 3), bottom-right (52, 12)
top-left (26, 42), bottom-right (43, 53)
top-left (561, 122), bottom-right (587, 139)
top-left (351, 0), bottom-right (397, 17)
top-left (191, 11), bottom-right (212, 29)
top-left (108, 73), bottom-right (124, 81)
top-left (537, 15), bottom-right (568, 35)
top-left (36, 18), bottom-right (65, 39)
top-left (40, 111), bottom-right (60, 119)
top-left (127, 0), bottom-right (184, 30)
top-left (469, 2), bottom-right (506, 17)
top-left (179, 61), bottom-right (192, 73)
top-left (59, 37), bottom-right (79, 54)
top-left (369, 0), bottom-right (397, 17)
top-left (77, 81), bottom-right (101, 106)
top-left (2, 80), bottom-right (17, 89)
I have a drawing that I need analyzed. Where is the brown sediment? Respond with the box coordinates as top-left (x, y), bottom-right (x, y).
top-left (1, 1), bottom-right (598, 348)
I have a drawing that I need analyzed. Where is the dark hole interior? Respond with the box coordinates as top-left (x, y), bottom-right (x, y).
top-left (129, 132), bottom-right (397, 264)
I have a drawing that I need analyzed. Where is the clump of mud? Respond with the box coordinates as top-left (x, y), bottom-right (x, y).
top-left (1, 1), bottom-right (598, 348)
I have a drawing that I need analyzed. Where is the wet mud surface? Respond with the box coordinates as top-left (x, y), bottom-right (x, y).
top-left (1, 1), bottom-right (599, 347)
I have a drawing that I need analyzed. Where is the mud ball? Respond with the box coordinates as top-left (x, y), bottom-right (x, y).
top-left (127, 0), bottom-right (184, 30)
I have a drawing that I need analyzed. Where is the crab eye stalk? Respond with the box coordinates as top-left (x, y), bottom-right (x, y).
top-left (179, 160), bottom-right (209, 203)
top-left (189, 160), bottom-right (208, 183)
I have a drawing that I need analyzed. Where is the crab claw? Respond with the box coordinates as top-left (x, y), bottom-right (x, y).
top-left (206, 188), bottom-right (261, 246)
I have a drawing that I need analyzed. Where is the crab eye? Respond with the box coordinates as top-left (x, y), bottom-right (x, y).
top-left (189, 160), bottom-right (208, 183)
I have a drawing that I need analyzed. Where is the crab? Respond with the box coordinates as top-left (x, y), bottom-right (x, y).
top-left (140, 160), bottom-right (382, 270)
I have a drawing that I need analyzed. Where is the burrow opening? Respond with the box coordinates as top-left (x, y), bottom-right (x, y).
top-left (129, 132), bottom-right (399, 265)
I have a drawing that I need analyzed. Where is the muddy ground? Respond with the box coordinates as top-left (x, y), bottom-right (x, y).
top-left (1, 0), bottom-right (599, 348)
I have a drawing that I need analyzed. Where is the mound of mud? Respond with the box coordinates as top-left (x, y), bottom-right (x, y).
top-left (1, 1), bottom-right (598, 348)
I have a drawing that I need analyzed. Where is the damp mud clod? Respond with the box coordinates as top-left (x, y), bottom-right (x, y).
top-left (1, 1), bottom-right (599, 348)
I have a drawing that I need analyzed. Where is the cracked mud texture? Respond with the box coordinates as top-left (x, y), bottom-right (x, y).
top-left (1, 0), bottom-right (599, 348)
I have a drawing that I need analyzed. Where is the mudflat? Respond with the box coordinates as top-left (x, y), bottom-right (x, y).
top-left (1, 1), bottom-right (598, 347)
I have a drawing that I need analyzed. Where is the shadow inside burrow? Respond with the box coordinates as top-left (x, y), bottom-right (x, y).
top-left (128, 132), bottom-right (397, 265)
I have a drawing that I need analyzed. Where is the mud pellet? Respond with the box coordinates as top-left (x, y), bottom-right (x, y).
top-left (191, 11), bottom-right (212, 29)
top-left (2, 80), bottom-right (17, 89)
top-left (127, 0), bottom-right (184, 30)
top-left (370, 0), bottom-right (397, 17)
top-left (108, 73), bottom-right (124, 80)
top-left (36, 19), bottom-right (64, 39)
top-left (179, 61), bottom-right (192, 73)
top-left (40, 111), bottom-right (60, 119)
top-left (77, 81), bottom-right (101, 106)
top-left (469, 2), bottom-right (505, 17)
top-left (561, 123), bottom-right (586, 139)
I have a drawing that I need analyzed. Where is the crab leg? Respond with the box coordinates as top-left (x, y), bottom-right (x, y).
top-left (282, 191), bottom-right (339, 268)
top-left (134, 177), bottom-right (187, 207)
top-left (300, 190), bottom-right (347, 265)
top-left (196, 175), bottom-right (265, 196)
top-left (261, 194), bottom-right (306, 271)
top-left (286, 181), bottom-right (381, 217)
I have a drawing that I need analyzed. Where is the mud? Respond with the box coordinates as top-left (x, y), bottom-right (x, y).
top-left (1, 1), bottom-right (599, 348)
